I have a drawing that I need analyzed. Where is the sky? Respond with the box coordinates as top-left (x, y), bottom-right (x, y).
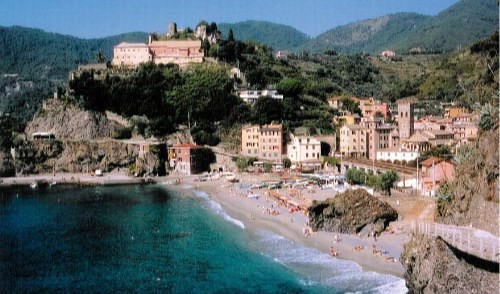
top-left (0, 0), bottom-right (460, 38)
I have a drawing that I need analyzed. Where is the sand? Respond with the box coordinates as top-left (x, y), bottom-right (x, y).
top-left (165, 173), bottom-right (410, 278)
top-left (1, 171), bottom-right (412, 277)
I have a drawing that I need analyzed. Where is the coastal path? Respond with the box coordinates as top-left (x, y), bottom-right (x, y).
top-left (412, 221), bottom-right (499, 263)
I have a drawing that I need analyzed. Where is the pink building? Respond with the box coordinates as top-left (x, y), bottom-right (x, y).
top-left (419, 157), bottom-right (455, 197)
top-left (359, 98), bottom-right (389, 118)
top-left (111, 43), bottom-right (152, 67)
top-left (148, 40), bottom-right (204, 66)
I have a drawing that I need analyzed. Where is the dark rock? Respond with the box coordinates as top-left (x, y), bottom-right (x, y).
top-left (401, 234), bottom-right (498, 294)
top-left (307, 189), bottom-right (398, 235)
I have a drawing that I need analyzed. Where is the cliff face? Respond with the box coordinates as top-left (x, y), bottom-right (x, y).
top-left (401, 234), bottom-right (498, 294)
top-left (0, 150), bottom-right (15, 177)
top-left (307, 189), bottom-right (398, 235)
top-left (25, 99), bottom-right (124, 140)
top-left (16, 140), bottom-right (138, 174)
top-left (436, 129), bottom-right (499, 236)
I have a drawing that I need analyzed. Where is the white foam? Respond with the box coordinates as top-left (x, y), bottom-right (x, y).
top-left (252, 229), bottom-right (408, 294)
top-left (193, 190), bottom-right (245, 229)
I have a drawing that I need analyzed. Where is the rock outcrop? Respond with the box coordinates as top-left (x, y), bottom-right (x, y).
top-left (0, 150), bottom-right (15, 177)
top-left (25, 99), bottom-right (124, 141)
top-left (436, 129), bottom-right (499, 236)
top-left (15, 140), bottom-right (138, 174)
top-left (307, 189), bottom-right (398, 235)
top-left (401, 234), bottom-right (498, 294)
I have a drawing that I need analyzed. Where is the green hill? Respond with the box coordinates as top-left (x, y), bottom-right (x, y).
top-left (302, 13), bottom-right (429, 54)
top-left (0, 26), bottom-right (148, 79)
top-left (218, 20), bottom-right (310, 51)
top-left (302, 0), bottom-right (498, 54)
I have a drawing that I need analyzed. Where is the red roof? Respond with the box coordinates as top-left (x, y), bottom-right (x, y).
top-left (420, 156), bottom-right (451, 167)
top-left (172, 143), bottom-right (201, 149)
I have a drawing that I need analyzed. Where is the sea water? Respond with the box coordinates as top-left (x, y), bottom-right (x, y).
top-left (0, 185), bottom-right (407, 293)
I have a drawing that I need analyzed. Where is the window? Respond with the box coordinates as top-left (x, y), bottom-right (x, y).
top-left (306, 153), bottom-right (309, 158)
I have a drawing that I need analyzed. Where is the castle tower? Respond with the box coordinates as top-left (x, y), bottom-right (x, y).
top-left (167, 22), bottom-right (177, 36)
top-left (398, 99), bottom-right (414, 140)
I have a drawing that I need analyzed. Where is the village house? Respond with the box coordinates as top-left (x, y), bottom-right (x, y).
top-left (168, 143), bottom-right (209, 175)
top-left (381, 50), bottom-right (396, 58)
top-left (236, 89), bottom-right (283, 104)
top-left (419, 157), bottom-right (456, 197)
top-left (340, 124), bottom-right (368, 158)
top-left (287, 134), bottom-right (322, 171)
top-left (444, 106), bottom-right (468, 119)
top-left (376, 147), bottom-right (419, 163)
top-left (276, 50), bottom-right (289, 59)
top-left (359, 97), bottom-right (389, 118)
top-left (240, 124), bottom-right (283, 163)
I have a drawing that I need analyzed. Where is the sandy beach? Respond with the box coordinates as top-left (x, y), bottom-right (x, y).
top-left (1, 171), bottom-right (418, 278)
top-left (165, 173), bottom-right (412, 278)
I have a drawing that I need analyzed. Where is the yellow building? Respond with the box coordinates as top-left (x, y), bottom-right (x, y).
top-left (444, 107), bottom-right (467, 119)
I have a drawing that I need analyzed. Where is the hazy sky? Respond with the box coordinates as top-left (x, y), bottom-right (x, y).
top-left (0, 0), bottom-right (459, 38)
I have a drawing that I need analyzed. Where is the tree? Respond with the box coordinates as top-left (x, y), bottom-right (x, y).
top-left (276, 78), bottom-right (303, 97)
top-left (263, 163), bottom-right (273, 173)
top-left (235, 157), bottom-right (249, 172)
top-left (95, 50), bottom-right (105, 63)
top-left (345, 168), bottom-right (366, 185)
top-left (322, 156), bottom-right (338, 168)
top-left (228, 29), bottom-right (235, 42)
top-left (478, 103), bottom-right (499, 132)
top-left (252, 96), bottom-right (282, 125)
top-left (378, 170), bottom-right (399, 195)
top-left (282, 157), bottom-right (291, 169)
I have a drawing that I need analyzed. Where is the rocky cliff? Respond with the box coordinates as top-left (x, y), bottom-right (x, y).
top-left (25, 98), bottom-right (124, 140)
top-left (307, 189), bottom-right (398, 236)
top-left (15, 140), bottom-right (138, 174)
top-left (436, 129), bottom-right (499, 236)
top-left (401, 234), bottom-right (498, 294)
top-left (0, 150), bottom-right (15, 177)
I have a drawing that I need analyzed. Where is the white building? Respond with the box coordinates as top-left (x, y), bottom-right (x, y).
top-left (376, 147), bottom-right (419, 163)
top-left (236, 89), bottom-right (283, 104)
top-left (287, 134), bottom-right (322, 170)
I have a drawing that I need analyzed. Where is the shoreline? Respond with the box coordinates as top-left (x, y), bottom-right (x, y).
top-left (0, 173), bottom-right (156, 187)
top-left (1, 172), bottom-right (409, 278)
top-left (167, 175), bottom-right (409, 278)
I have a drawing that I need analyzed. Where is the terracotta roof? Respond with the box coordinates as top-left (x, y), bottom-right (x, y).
top-left (149, 40), bottom-right (201, 47)
top-left (406, 132), bottom-right (430, 143)
top-left (420, 156), bottom-right (443, 167)
top-left (172, 143), bottom-right (201, 149)
top-left (115, 42), bottom-right (148, 48)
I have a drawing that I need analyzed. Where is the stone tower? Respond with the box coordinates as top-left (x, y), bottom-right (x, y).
top-left (167, 22), bottom-right (177, 37)
top-left (398, 99), bottom-right (414, 140)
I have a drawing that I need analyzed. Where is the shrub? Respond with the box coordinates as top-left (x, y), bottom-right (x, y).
top-left (112, 127), bottom-right (132, 139)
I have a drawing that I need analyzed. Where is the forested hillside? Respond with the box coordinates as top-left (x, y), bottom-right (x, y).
top-left (218, 21), bottom-right (310, 51)
top-left (0, 26), bottom-right (147, 79)
top-left (302, 0), bottom-right (498, 54)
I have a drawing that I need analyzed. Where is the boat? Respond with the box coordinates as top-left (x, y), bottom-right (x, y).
top-left (49, 181), bottom-right (57, 187)
top-left (247, 192), bottom-right (260, 199)
top-left (30, 182), bottom-right (38, 189)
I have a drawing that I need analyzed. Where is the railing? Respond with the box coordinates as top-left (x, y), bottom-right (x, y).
top-left (412, 221), bottom-right (499, 263)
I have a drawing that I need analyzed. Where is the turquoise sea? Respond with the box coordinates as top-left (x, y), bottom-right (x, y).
top-left (0, 185), bottom-right (407, 293)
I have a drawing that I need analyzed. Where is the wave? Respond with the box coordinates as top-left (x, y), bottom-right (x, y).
top-left (252, 229), bottom-right (408, 294)
top-left (193, 190), bottom-right (245, 230)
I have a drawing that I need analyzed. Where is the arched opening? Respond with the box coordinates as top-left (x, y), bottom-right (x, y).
top-left (320, 142), bottom-right (332, 156)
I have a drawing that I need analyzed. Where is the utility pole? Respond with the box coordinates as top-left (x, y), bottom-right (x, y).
top-left (416, 155), bottom-right (419, 197)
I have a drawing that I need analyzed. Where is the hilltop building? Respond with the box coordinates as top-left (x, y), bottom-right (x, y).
top-left (111, 22), bottom-right (207, 68)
